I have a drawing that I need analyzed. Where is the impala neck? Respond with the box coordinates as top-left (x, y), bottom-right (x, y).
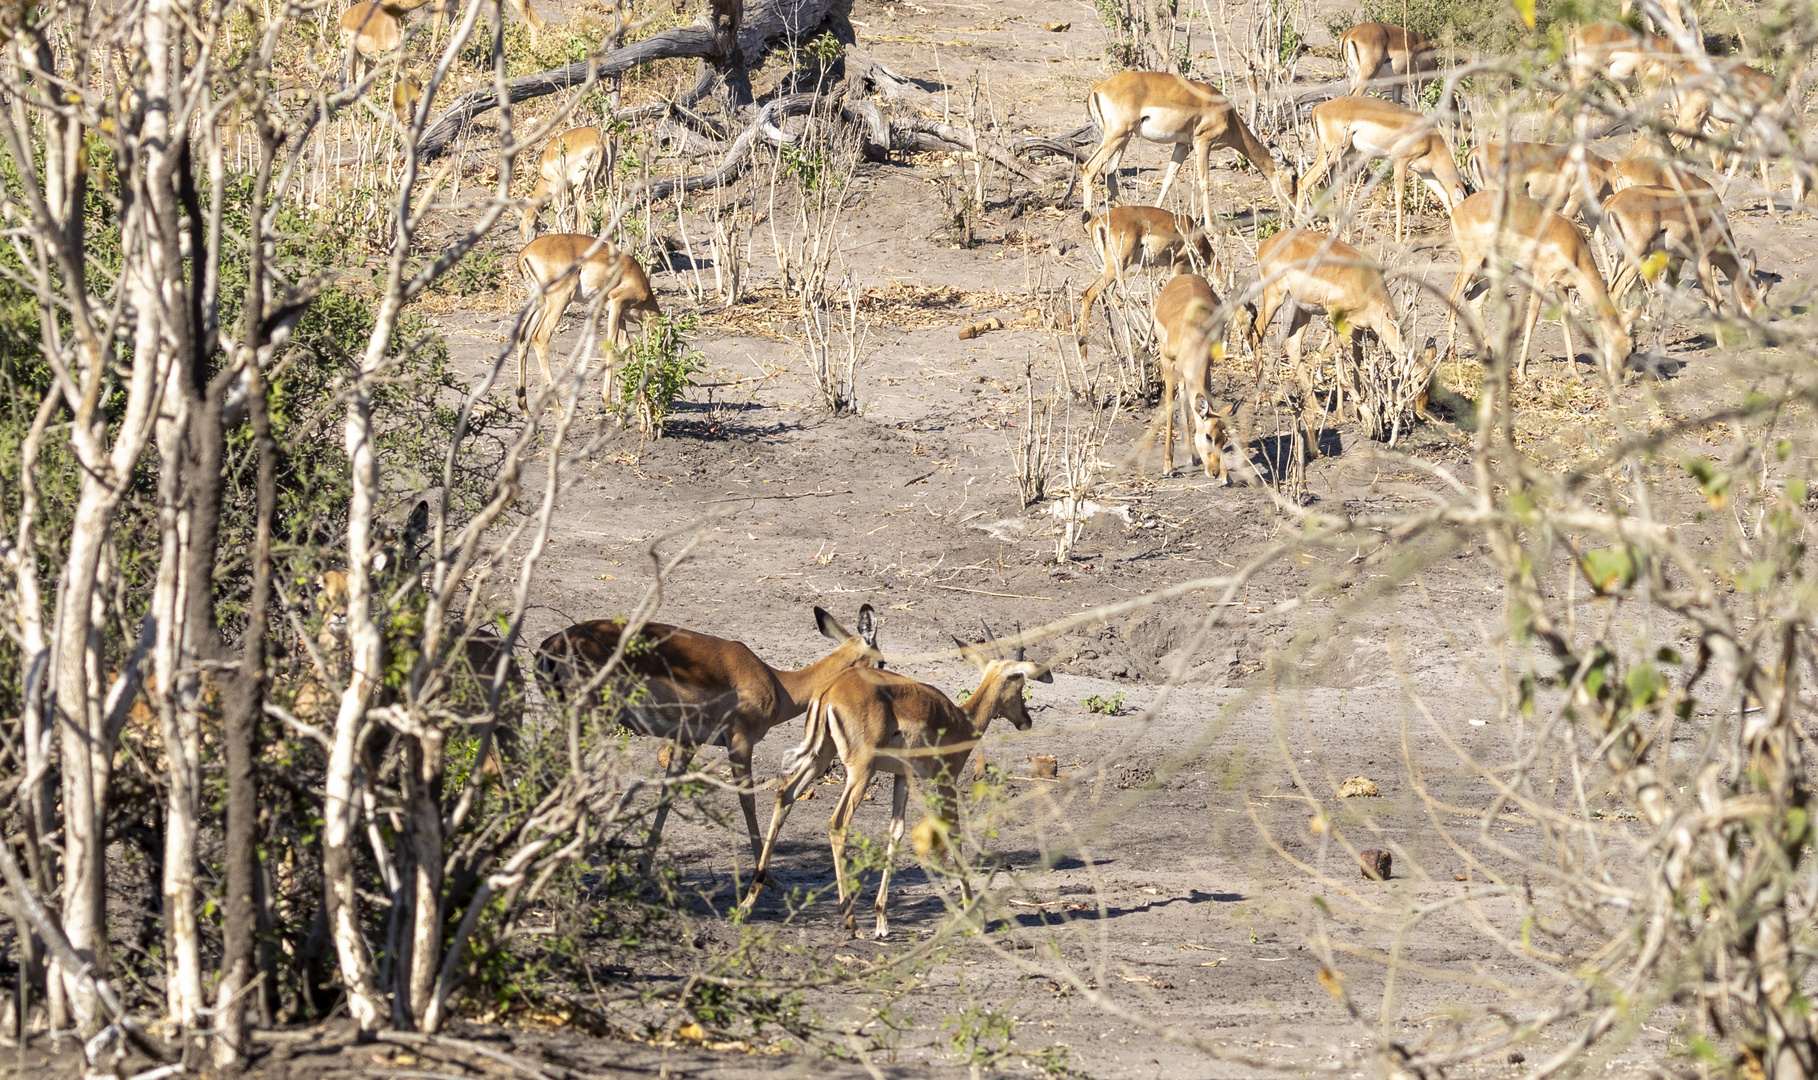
top-left (773, 647), bottom-right (859, 716)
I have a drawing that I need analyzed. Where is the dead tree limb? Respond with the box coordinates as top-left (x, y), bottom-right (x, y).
top-left (418, 0), bottom-right (839, 157)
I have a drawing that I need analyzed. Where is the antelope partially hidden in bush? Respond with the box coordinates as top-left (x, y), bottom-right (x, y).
top-left (1079, 71), bottom-right (1297, 229)
top-left (1339, 22), bottom-right (1438, 104)
top-left (1077, 206), bottom-right (1214, 358)
top-left (533, 606), bottom-right (880, 878)
top-left (740, 626), bottom-right (1050, 939)
top-left (1446, 191), bottom-right (1638, 379)
top-left (520, 127), bottom-right (606, 241)
top-left (1299, 97), bottom-right (1469, 243)
top-left (1246, 228), bottom-right (1418, 446)
top-left (514, 235), bottom-right (659, 415)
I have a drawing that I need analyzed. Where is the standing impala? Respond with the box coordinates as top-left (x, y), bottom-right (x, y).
top-left (1150, 273), bottom-right (1231, 481)
top-left (1446, 191), bottom-right (1637, 380)
top-left (741, 629), bottom-right (1050, 939)
top-left (1565, 22), bottom-right (1688, 93)
top-left (1469, 141), bottom-right (1613, 220)
top-left (1079, 71), bottom-right (1296, 229)
top-left (1077, 206), bottom-right (1213, 356)
top-left (1300, 97), bottom-right (1468, 242)
top-left (515, 234), bottom-right (659, 415)
top-left (534, 605), bottom-right (880, 878)
top-left (520, 127), bottom-right (606, 241)
top-left (1600, 185), bottom-right (1760, 316)
top-left (1246, 229), bottom-right (1410, 447)
top-left (1340, 22), bottom-right (1438, 104)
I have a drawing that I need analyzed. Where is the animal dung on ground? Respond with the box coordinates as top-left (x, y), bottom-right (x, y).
top-left (1360, 849), bottom-right (1392, 881)
top-left (1045, 21), bottom-right (1071, 31)
top-left (1337, 775), bottom-right (1380, 798)
top-left (957, 317), bottom-right (1004, 340)
top-left (1030, 754), bottom-right (1058, 779)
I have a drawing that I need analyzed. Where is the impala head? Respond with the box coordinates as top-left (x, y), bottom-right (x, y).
top-left (1190, 393), bottom-right (1233, 484)
top-left (313, 569), bottom-right (350, 649)
top-left (953, 622), bottom-right (1052, 731)
top-left (814, 603), bottom-right (882, 670)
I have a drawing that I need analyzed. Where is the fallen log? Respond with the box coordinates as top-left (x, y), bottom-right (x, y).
top-left (416, 0), bottom-right (841, 158)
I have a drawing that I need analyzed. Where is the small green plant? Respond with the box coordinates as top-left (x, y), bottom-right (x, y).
top-left (613, 313), bottom-right (705, 435)
top-left (1093, 0), bottom-right (1151, 70)
top-left (943, 1004), bottom-right (1015, 1077)
top-left (442, 246), bottom-right (506, 296)
top-left (807, 30), bottom-right (844, 67)
top-left (781, 145), bottom-right (828, 191)
top-left (1083, 691), bottom-right (1125, 715)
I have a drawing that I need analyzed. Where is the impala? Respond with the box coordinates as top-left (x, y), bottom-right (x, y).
top-left (534, 605), bottom-right (880, 877)
top-left (1600, 184), bottom-right (1760, 316)
top-left (340, 1), bottom-right (412, 84)
top-left (1340, 22), bottom-right (1438, 104)
top-left (1446, 191), bottom-right (1637, 379)
top-left (1608, 144), bottom-right (1715, 197)
top-left (740, 629), bottom-right (1050, 939)
top-left (515, 234), bottom-right (659, 415)
top-left (391, 73), bottom-right (421, 128)
top-left (1565, 22), bottom-right (1687, 93)
top-left (1668, 60), bottom-right (1804, 204)
top-left (1079, 71), bottom-right (1296, 229)
top-left (520, 127), bottom-right (606, 241)
top-left (1245, 228), bottom-right (1409, 446)
top-left (1469, 140), bottom-right (1612, 219)
top-left (1300, 97), bottom-right (1468, 242)
top-left (1077, 205), bottom-right (1213, 356)
top-left (1150, 273), bottom-right (1232, 481)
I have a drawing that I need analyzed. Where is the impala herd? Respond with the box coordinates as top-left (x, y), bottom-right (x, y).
top-left (330, 6), bottom-right (1795, 934)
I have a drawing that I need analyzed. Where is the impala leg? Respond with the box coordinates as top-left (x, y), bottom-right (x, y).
top-left (1392, 159), bottom-right (1408, 245)
top-left (727, 733), bottom-right (767, 869)
top-left (1161, 366), bottom-right (1178, 476)
top-left (1516, 288), bottom-right (1544, 381)
top-left (1155, 142), bottom-right (1190, 212)
top-left (639, 740), bottom-right (697, 878)
top-left (742, 747), bottom-right (831, 913)
top-left (1284, 306), bottom-right (1320, 453)
top-left (1194, 137), bottom-right (1214, 233)
top-left (829, 763), bottom-right (874, 935)
top-left (1080, 135), bottom-right (1129, 213)
top-left (602, 297), bottom-right (627, 412)
top-left (872, 775), bottom-right (910, 939)
top-left (1560, 300), bottom-right (1583, 379)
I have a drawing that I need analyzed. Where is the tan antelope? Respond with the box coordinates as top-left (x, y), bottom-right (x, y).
top-left (1564, 22), bottom-right (1689, 93)
top-left (1446, 191), bottom-right (1638, 379)
top-left (515, 234), bottom-right (659, 415)
top-left (391, 73), bottom-right (422, 128)
top-left (1469, 140), bottom-right (1613, 219)
top-left (1608, 142), bottom-right (1716, 196)
top-left (1077, 206), bottom-right (1213, 356)
top-left (1667, 60), bottom-right (1805, 205)
top-left (1079, 71), bottom-right (1296, 229)
top-left (1245, 229), bottom-right (1410, 446)
top-left (520, 127), bottom-right (607, 241)
top-left (1340, 22), bottom-right (1438, 104)
top-left (1599, 184), bottom-right (1760, 316)
top-left (340, 1), bottom-right (412, 84)
top-left (740, 629), bottom-right (1050, 939)
top-left (1150, 273), bottom-right (1232, 481)
top-left (1300, 97), bottom-right (1468, 242)
top-left (533, 606), bottom-right (880, 878)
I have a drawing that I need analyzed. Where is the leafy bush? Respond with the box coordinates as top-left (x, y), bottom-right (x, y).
top-left (612, 313), bottom-right (704, 435)
top-left (1083, 691), bottom-right (1126, 715)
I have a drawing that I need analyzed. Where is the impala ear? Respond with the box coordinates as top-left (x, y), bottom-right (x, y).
top-left (855, 604), bottom-right (879, 648)
top-left (815, 606), bottom-right (850, 642)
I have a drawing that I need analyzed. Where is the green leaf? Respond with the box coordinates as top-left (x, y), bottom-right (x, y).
top-left (1581, 546), bottom-right (1635, 594)
top-left (1624, 663), bottom-right (1662, 708)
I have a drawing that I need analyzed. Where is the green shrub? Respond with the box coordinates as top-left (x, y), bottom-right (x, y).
top-left (1083, 691), bottom-right (1126, 715)
top-left (612, 313), bottom-right (704, 435)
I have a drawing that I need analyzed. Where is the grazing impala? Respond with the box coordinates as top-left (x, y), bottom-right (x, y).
top-left (1300, 97), bottom-right (1468, 242)
top-left (1079, 71), bottom-right (1296, 229)
top-left (1077, 206), bottom-right (1213, 356)
top-left (1667, 60), bottom-right (1804, 204)
top-left (1600, 185), bottom-right (1760, 316)
top-left (520, 127), bottom-right (606, 241)
top-left (1608, 142), bottom-right (1715, 197)
top-left (340, 1), bottom-right (411, 83)
top-left (1469, 140), bottom-right (1613, 219)
top-left (1245, 229), bottom-right (1410, 446)
top-left (515, 234), bottom-right (659, 415)
top-left (1150, 273), bottom-right (1232, 481)
top-left (740, 628), bottom-right (1050, 939)
top-left (1446, 191), bottom-right (1637, 379)
top-left (1340, 22), bottom-right (1438, 104)
top-left (534, 605), bottom-right (880, 877)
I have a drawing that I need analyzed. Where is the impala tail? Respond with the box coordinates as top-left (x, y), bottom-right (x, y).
top-left (780, 698), bottom-right (834, 796)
